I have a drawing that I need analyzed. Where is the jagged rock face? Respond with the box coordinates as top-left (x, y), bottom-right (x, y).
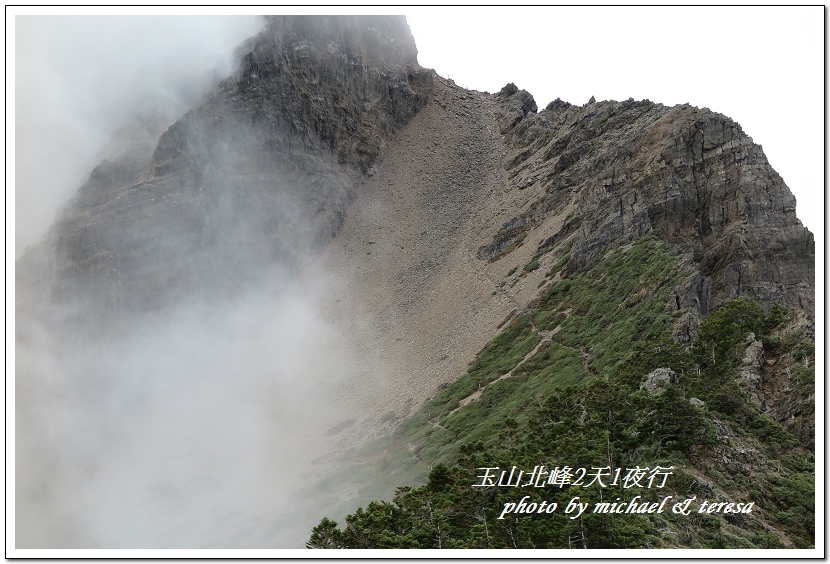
top-left (483, 88), bottom-right (814, 319)
top-left (152, 15), bottom-right (429, 178)
top-left (17, 15), bottom-right (432, 328)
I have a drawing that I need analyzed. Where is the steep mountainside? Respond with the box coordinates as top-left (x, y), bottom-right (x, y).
top-left (16, 15), bottom-right (814, 550)
top-left (17, 15), bottom-right (432, 331)
top-left (487, 86), bottom-right (813, 319)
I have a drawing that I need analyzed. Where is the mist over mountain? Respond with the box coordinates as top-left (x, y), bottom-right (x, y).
top-left (14, 15), bottom-right (815, 550)
top-left (15, 15), bottom-right (264, 258)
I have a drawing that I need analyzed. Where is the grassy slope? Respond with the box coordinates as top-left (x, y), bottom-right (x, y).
top-left (309, 234), bottom-right (815, 549)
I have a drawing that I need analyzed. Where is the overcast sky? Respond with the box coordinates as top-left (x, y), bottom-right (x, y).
top-left (11, 14), bottom-right (264, 258)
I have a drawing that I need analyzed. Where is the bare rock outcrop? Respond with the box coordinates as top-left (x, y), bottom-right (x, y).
top-left (738, 333), bottom-right (766, 410)
top-left (640, 367), bottom-right (678, 395)
top-left (480, 89), bottom-right (814, 321)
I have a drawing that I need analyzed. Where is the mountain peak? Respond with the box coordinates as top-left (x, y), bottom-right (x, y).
top-left (261, 15), bottom-right (420, 67)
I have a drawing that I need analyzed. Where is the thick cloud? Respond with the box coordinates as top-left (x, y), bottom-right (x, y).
top-left (14, 15), bottom-right (264, 257)
top-left (14, 15), bottom-right (377, 550)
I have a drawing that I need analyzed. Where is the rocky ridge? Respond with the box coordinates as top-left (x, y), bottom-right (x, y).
top-left (485, 85), bottom-right (814, 322)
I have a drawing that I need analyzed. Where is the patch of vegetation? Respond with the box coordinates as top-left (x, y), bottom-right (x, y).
top-left (546, 245), bottom-right (572, 278)
top-left (309, 236), bottom-right (814, 549)
top-left (523, 259), bottom-right (541, 272)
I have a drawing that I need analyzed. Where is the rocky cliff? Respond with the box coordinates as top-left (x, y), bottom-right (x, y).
top-left (486, 85), bottom-right (814, 324)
